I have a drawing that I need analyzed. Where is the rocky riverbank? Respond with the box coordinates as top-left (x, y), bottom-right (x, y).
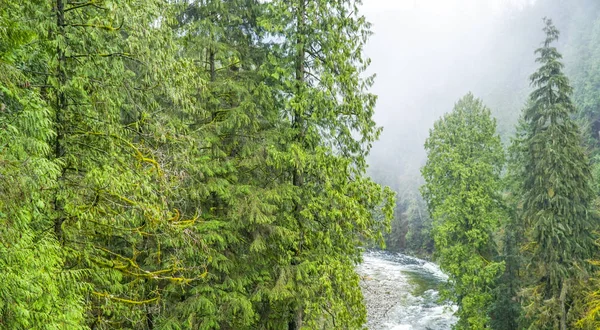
top-left (357, 251), bottom-right (456, 330)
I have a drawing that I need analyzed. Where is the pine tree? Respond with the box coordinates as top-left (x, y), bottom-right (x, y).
top-left (421, 93), bottom-right (505, 329)
top-left (513, 18), bottom-right (596, 330)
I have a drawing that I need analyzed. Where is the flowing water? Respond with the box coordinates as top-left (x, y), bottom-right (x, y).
top-left (357, 250), bottom-right (457, 330)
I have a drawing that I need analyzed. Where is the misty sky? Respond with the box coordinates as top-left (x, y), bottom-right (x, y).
top-left (362, 0), bottom-right (536, 13)
top-left (363, 0), bottom-right (538, 189)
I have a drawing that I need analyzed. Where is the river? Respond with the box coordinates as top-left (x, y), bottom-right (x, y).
top-left (357, 250), bottom-right (457, 329)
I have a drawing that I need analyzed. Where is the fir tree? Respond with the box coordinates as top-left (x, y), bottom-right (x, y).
top-left (153, 1), bottom-right (281, 328)
top-left (513, 18), bottom-right (596, 330)
top-left (41, 1), bottom-right (198, 327)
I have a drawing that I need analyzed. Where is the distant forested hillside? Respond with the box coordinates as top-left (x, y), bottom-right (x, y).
top-left (376, 0), bottom-right (600, 256)
top-left (371, 0), bottom-right (600, 327)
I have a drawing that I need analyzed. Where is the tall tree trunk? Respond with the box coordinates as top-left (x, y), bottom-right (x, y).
top-left (288, 309), bottom-right (304, 330)
top-left (209, 48), bottom-right (216, 83)
top-left (559, 279), bottom-right (568, 330)
top-left (290, 0), bottom-right (306, 329)
top-left (292, 0), bottom-right (306, 247)
top-left (53, 0), bottom-right (66, 243)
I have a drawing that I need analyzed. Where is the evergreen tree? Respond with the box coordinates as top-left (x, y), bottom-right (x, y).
top-left (0, 2), bottom-right (87, 327)
top-left (39, 1), bottom-right (199, 327)
top-left (512, 18), bottom-right (596, 330)
top-left (422, 93), bottom-right (505, 329)
top-left (258, 0), bottom-right (395, 328)
top-left (153, 1), bottom-right (283, 328)
top-left (490, 191), bottom-right (524, 330)
top-left (0, 0), bottom-right (393, 327)
top-left (404, 193), bottom-right (434, 256)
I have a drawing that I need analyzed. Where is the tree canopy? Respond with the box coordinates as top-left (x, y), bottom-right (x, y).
top-left (0, 0), bottom-right (394, 328)
top-left (422, 93), bottom-right (505, 329)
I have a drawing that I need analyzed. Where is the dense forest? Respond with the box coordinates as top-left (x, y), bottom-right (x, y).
top-left (0, 0), bottom-right (395, 328)
top-left (5, 0), bottom-right (600, 329)
top-left (374, 0), bottom-right (600, 259)
top-left (370, 0), bottom-right (600, 328)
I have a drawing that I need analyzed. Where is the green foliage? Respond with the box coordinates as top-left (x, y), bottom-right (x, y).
top-left (489, 192), bottom-right (525, 330)
top-left (422, 93), bottom-right (505, 329)
top-left (0, 2), bottom-right (87, 328)
top-left (390, 191), bottom-right (434, 256)
top-left (0, 0), bottom-right (393, 328)
top-left (403, 194), bottom-right (434, 256)
top-left (510, 18), bottom-right (597, 330)
top-left (254, 0), bottom-right (395, 327)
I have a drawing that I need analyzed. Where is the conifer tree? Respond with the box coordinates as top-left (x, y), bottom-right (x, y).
top-left (490, 195), bottom-right (524, 330)
top-left (39, 1), bottom-right (199, 327)
top-left (512, 18), bottom-right (596, 330)
top-left (258, 0), bottom-right (395, 328)
top-left (422, 93), bottom-right (505, 329)
top-left (0, 0), bottom-right (393, 327)
top-left (152, 1), bottom-right (283, 328)
top-left (0, 2), bottom-right (87, 327)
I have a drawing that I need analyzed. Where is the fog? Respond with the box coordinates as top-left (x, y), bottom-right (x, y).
top-left (363, 0), bottom-right (545, 192)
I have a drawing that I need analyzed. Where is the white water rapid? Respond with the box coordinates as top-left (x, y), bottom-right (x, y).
top-left (357, 250), bottom-right (457, 329)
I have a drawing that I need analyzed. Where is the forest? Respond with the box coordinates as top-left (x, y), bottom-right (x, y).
top-left (0, 0), bottom-right (394, 328)
top-left (369, 0), bottom-right (600, 328)
top-left (3, 0), bottom-right (600, 329)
